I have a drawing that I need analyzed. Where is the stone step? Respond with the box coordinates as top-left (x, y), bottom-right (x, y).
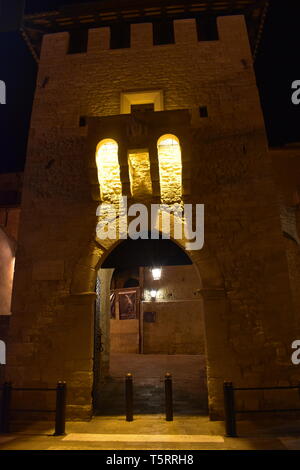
top-left (96, 379), bottom-right (208, 415)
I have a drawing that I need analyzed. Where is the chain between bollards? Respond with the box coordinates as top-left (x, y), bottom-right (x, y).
top-left (165, 373), bottom-right (173, 421)
top-left (125, 373), bottom-right (133, 422)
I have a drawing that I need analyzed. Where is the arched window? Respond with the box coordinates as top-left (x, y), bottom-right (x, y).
top-left (96, 139), bottom-right (122, 202)
top-left (157, 134), bottom-right (182, 204)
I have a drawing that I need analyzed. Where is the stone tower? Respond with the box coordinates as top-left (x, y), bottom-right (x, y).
top-left (4, 1), bottom-right (299, 420)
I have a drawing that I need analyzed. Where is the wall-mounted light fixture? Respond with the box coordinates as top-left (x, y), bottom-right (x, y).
top-left (151, 267), bottom-right (162, 281)
top-left (150, 289), bottom-right (157, 300)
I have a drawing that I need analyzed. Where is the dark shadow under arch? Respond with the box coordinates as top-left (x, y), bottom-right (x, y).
top-left (102, 237), bottom-right (192, 269)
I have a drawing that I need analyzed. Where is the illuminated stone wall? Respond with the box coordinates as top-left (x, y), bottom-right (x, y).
top-left (128, 150), bottom-right (152, 199)
top-left (109, 264), bottom-right (205, 355)
top-left (157, 135), bottom-right (182, 204)
top-left (271, 146), bottom-right (300, 337)
top-left (96, 139), bottom-right (122, 202)
top-left (0, 173), bottom-right (21, 318)
top-left (142, 265), bottom-right (205, 355)
top-left (0, 229), bottom-right (15, 316)
top-left (4, 15), bottom-right (298, 420)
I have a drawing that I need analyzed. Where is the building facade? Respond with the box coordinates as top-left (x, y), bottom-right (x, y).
top-left (1, 1), bottom-right (300, 421)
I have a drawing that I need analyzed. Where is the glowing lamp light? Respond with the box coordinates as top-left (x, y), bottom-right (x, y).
top-left (151, 267), bottom-right (162, 281)
top-left (150, 290), bottom-right (157, 300)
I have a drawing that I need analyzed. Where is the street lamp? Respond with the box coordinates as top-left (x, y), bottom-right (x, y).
top-left (151, 267), bottom-right (162, 281)
top-left (150, 290), bottom-right (157, 300)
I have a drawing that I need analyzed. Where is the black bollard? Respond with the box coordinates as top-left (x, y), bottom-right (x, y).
top-left (0, 382), bottom-right (12, 434)
top-left (54, 381), bottom-right (67, 436)
top-left (223, 381), bottom-right (237, 437)
top-left (165, 373), bottom-right (173, 421)
top-left (125, 373), bottom-right (133, 422)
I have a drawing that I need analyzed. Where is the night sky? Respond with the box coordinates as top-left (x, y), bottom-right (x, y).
top-left (0, 0), bottom-right (299, 173)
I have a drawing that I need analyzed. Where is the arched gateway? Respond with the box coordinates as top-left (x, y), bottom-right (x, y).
top-left (71, 229), bottom-right (227, 417)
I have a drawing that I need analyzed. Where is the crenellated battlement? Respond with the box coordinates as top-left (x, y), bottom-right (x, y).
top-left (40, 16), bottom-right (252, 65)
top-left (32, 14), bottom-right (259, 133)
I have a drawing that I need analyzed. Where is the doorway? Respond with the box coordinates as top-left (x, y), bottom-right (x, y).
top-left (93, 237), bottom-right (208, 416)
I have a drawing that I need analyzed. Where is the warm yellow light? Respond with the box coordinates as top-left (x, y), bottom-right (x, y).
top-left (157, 134), bottom-right (182, 204)
top-left (150, 289), bottom-right (157, 299)
top-left (96, 139), bottom-right (122, 202)
top-left (151, 267), bottom-right (162, 280)
top-left (128, 150), bottom-right (152, 198)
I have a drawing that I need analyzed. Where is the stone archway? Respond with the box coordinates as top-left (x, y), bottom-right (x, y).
top-left (70, 229), bottom-right (233, 419)
top-left (69, 141), bottom-right (238, 418)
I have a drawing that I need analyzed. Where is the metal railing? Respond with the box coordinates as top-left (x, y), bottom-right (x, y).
top-left (223, 381), bottom-right (300, 437)
top-left (0, 381), bottom-right (67, 436)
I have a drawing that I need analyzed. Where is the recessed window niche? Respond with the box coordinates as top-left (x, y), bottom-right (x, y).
top-left (128, 149), bottom-right (152, 198)
top-left (120, 90), bottom-right (164, 114)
